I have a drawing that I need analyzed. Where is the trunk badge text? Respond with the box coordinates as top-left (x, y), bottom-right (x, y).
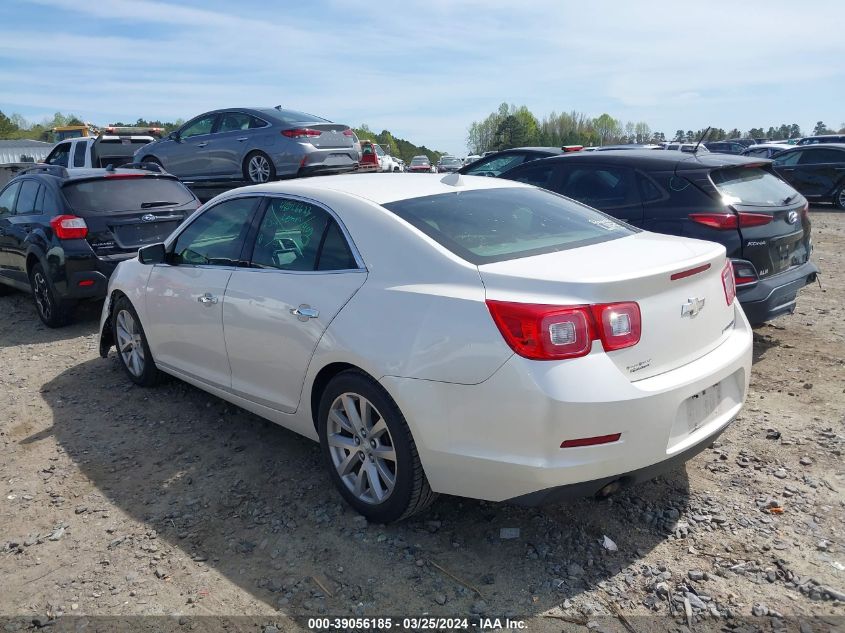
top-left (787, 211), bottom-right (799, 224)
top-left (681, 297), bottom-right (706, 318)
top-left (141, 214), bottom-right (156, 222)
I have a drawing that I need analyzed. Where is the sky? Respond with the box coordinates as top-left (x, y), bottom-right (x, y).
top-left (1, 0), bottom-right (843, 156)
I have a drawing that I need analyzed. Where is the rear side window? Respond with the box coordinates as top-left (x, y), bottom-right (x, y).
top-left (14, 180), bottom-right (40, 215)
top-left (62, 177), bottom-right (195, 214)
top-left (710, 167), bottom-right (798, 206)
top-left (73, 142), bottom-right (87, 167)
top-left (217, 112), bottom-right (252, 133)
top-left (799, 148), bottom-right (844, 164)
top-left (383, 187), bottom-right (636, 265)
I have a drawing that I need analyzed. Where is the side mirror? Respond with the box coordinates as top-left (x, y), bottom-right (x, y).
top-left (168, 131), bottom-right (181, 142)
top-left (138, 243), bottom-right (167, 265)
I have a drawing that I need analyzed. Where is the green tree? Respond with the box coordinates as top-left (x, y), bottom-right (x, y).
top-left (813, 121), bottom-right (832, 136)
top-left (593, 113), bottom-right (621, 145)
top-left (0, 110), bottom-right (19, 137)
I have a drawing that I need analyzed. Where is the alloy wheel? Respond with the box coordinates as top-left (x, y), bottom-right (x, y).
top-left (327, 393), bottom-right (397, 504)
top-left (248, 155), bottom-right (271, 182)
top-left (32, 271), bottom-right (52, 320)
top-left (115, 309), bottom-right (145, 377)
top-left (838, 188), bottom-right (845, 208)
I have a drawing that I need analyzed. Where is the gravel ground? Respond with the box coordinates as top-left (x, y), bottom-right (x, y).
top-left (1, 207), bottom-right (843, 632)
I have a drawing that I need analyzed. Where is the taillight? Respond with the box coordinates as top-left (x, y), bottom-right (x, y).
top-left (486, 300), bottom-right (640, 361)
top-left (721, 260), bottom-right (736, 305)
top-left (50, 215), bottom-right (88, 239)
top-left (590, 302), bottom-right (641, 351)
top-left (731, 259), bottom-right (758, 286)
top-left (281, 128), bottom-right (322, 138)
top-left (689, 212), bottom-right (772, 229)
top-left (342, 129), bottom-right (354, 137)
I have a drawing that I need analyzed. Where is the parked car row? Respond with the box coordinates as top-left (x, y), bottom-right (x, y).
top-left (0, 118), bottom-right (830, 523)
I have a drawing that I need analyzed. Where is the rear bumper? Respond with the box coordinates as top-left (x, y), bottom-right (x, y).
top-left (738, 260), bottom-right (818, 325)
top-left (297, 148), bottom-right (358, 175)
top-left (382, 303), bottom-right (752, 503)
top-left (53, 250), bottom-right (134, 300)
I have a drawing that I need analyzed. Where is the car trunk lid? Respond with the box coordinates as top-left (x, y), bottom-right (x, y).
top-left (295, 123), bottom-right (354, 149)
top-left (479, 232), bottom-right (735, 381)
top-left (61, 175), bottom-right (198, 255)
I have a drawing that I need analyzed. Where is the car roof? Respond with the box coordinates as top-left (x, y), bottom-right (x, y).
top-left (780, 142), bottom-right (845, 151)
top-left (221, 173), bottom-right (530, 205)
top-left (16, 166), bottom-right (172, 183)
top-left (514, 149), bottom-right (769, 171)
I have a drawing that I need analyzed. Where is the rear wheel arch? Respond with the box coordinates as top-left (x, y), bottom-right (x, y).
top-left (310, 362), bottom-right (367, 431)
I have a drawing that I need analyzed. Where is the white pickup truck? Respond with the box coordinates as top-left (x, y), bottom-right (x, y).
top-left (374, 144), bottom-right (401, 172)
top-left (44, 134), bottom-right (155, 169)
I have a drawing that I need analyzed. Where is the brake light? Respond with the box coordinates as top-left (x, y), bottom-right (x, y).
top-left (590, 302), bottom-right (641, 351)
top-left (689, 212), bottom-right (773, 229)
top-left (50, 215), bottom-right (88, 239)
top-left (721, 260), bottom-right (736, 305)
top-left (342, 129), bottom-right (354, 137)
top-left (281, 128), bottom-right (322, 138)
top-left (104, 173), bottom-right (146, 179)
top-left (670, 263), bottom-right (711, 281)
top-left (486, 300), bottom-right (640, 361)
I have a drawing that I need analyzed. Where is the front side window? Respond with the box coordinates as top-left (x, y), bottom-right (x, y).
top-left (46, 143), bottom-right (71, 167)
top-left (251, 198), bottom-right (356, 271)
top-left (557, 165), bottom-right (638, 209)
top-left (171, 197), bottom-right (258, 266)
top-left (14, 180), bottom-right (40, 215)
top-left (181, 115), bottom-right (217, 138)
top-left (384, 187), bottom-right (636, 265)
top-left (774, 150), bottom-right (801, 166)
top-left (463, 153), bottom-right (529, 176)
top-left (0, 182), bottom-right (20, 216)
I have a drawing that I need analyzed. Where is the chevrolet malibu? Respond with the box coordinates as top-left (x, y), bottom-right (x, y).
top-left (98, 174), bottom-right (752, 522)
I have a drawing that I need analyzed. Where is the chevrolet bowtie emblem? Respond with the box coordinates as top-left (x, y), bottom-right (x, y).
top-left (681, 297), bottom-right (706, 318)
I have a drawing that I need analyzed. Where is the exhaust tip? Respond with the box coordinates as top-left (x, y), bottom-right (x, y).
top-left (596, 480), bottom-right (623, 499)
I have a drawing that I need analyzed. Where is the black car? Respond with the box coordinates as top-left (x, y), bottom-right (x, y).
top-left (457, 147), bottom-right (565, 177)
top-left (771, 144), bottom-right (845, 209)
top-left (0, 164), bottom-right (200, 326)
top-left (499, 150), bottom-right (818, 325)
top-left (703, 141), bottom-right (747, 155)
top-left (796, 135), bottom-right (845, 146)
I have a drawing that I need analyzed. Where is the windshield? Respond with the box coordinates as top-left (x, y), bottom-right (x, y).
top-left (383, 187), bottom-right (636, 265)
top-left (710, 167), bottom-right (799, 207)
top-left (440, 158), bottom-right (461, 165)
top-left (411, 158), bottom-right (429, 165)
top-left (63, 177), bottom-right (195, 214)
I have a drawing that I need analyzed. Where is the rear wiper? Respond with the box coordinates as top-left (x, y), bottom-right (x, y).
top-left (141, 201), bottom-right (179, 208)
top-left (782, 194), bottom-right (797, 204)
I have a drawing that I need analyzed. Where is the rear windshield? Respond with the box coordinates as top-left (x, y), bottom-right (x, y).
top-left (383, 187), bottom-right (636, 265)
top-left (411, 158), bottom-right (429, 165)
top-left (62, 177), bottom-right (195, 213)
top-left (440, 158), bottom-right (461, 165)
top-left (271, 109), bottom-right (330, 125)
top-left (710, 167), bottom-right (798, 207)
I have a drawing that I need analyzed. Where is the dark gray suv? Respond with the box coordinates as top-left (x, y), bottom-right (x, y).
top-left (133, 107), bottom-right (359, 183)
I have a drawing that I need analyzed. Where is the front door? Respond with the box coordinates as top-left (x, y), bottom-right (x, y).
top-left (164, 113), bottom-right (218, 179)
top-left (223, 196), bottom-right (366, 413)
top-left (144, 196), bottom-right (260, 387)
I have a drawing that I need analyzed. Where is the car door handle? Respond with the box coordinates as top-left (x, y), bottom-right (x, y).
top-left (197, 293), bottom-right (218, 305)
top-left (290, 305), bottom-right (319, 320)
top-left (195, 142), bottom-right (208, 148)
top-left (236, 137), bottom-right (248, 142)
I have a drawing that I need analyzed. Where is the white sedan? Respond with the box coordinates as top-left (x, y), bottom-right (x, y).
top-left (99, 173), bottom-right (752, 522)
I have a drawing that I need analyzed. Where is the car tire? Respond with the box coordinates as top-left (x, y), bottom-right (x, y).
top-left (112, 296), bottom-right (161, 387)
top-left (318, 370), bottom-right (437, 523)
top-left (243, 151), bottom-right (276, 183)
top-left (141, 156), bottom-right (162, 168)
top-left (835, 186), bottom-right (845, 210)
top-left (29, 263), bottom-right (71, 327)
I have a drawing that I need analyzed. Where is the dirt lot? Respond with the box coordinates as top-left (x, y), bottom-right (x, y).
top-left (1, 208), bottom-right (843, 632)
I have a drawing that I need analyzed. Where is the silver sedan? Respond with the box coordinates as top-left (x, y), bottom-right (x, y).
top-left (134, 107), bottom-right (359, 183)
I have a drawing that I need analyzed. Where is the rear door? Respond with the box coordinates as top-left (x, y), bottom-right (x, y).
top-left (61, 176), bottom-right (199, 257)
top-left (223, 196), bottom-right (366, 413)
top-left (210, 111), bottom-right (263, 177)
top-left (145, 196), bottom-right (261, 387)
top-left (0, 181), bottom-right (21, 280)
top-left (793, 147), bottom-right (845, 199)
top-left (4, 178), bottom-right (42, 284)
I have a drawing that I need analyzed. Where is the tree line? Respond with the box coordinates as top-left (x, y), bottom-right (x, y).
top-left (353, 124), bottom-right (444, 164)
top-left (466, 103), bottom-right (845, 153)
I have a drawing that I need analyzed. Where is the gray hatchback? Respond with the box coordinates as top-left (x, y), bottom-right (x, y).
top-left (133, 107), bottom-right (359, 183)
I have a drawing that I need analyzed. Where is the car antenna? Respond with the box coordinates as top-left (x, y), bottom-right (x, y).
top-left (693, 127), bottom-right (711, 154)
